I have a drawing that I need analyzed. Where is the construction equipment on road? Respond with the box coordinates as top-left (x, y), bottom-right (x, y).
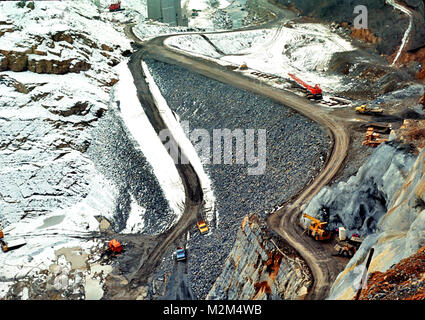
top-left (302, 213), bottom-right (332, 241)
top-left (109, 1), bottom-right (121, 12)
top-left (333, 228), bottom-right (363, 258)
top-left (239, 63), bottom-right (248, 70)
top-left (355, 104), bottom-right (383, 115)
top-left (176, 246), bottom-right (186, 261)
top-left (197, 220), bottom-right (209, 234)
top-left (288, 73), bottom-right (322, 99)
top-left (362, 127), bottom-right (388, 147)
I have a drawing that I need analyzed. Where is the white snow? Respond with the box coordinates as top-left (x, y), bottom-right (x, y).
top-left (142, 61), bottom-right (217, 225)
top-left (165, 34), bottom-right (222, 58)
top-left (0, 0), bottom-right (189, 298)
top-left (165, 23), bottom-right (356, 93)
top-left (113, 61), bottom-right (186, 227)
top-left (122, 195), bottom-right (147, 234)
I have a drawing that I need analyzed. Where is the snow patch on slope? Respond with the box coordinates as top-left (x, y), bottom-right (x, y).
top-left (113, 61), bottom-right (186, 226)
top-left (141, 61), bottom-right (217, 225)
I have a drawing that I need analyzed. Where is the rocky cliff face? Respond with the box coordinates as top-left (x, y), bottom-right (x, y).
top-left (207, 214), bottom-right (311, 300)
top-left (303, 120), bottom-right (425, 299)
top-left (303, 142), bottom-right (417, 237)
top-left (358, 245), bottom-right (425, 300)
top-left (274, 0), bottom-right (425, 55)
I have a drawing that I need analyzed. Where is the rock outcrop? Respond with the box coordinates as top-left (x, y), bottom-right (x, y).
top-left (303, 120), bottom-right (425, 299)
top-left (303, 142), bottom-right (417, 237)
top-left (358, 245), bottom-right (425, 300)
top-left (207, 214), bottom-right (311, 300)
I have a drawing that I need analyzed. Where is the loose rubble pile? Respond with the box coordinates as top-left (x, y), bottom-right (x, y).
top-left (87, 108), bottom-right (176, 234)
top-left (358, 246), bottom-right (425, 300)
top-left (212, 9), bottom-right (233, 29)
top-left (145, 58), bottom-right (329, 298)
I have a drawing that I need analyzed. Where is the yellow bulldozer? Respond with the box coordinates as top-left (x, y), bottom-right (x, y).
top-left (302, 213), bottom-right (332, 241)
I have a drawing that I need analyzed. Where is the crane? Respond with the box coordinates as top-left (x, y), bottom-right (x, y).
top-left (288, 73), bottom-right (323, 99)
top-left (302, 213), bottom-right (332, 241)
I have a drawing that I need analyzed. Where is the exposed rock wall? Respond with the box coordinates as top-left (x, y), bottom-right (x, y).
top-left (207, 214), bottom-right (311, 300)
top-left (303, 142), bottom-right (417, 237)
top-left (358, 245), bottom-right (425, 300)
top-left (302, 126), bottom-right (425, 299)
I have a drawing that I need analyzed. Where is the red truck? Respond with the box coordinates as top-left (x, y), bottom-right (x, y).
top-left (109, 1), bottom-right (121, 12)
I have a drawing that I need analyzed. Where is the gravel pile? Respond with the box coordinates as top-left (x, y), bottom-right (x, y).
top-left (212, 9), bottom-right (233, 29)
top-left (87, 107), bottom-right (175, 235)
top-left (145, 58), bottom-right (330, 299)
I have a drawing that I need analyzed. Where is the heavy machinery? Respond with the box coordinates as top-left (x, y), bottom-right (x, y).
top-left (109, 1), bottom-right (121, 12)
top-left (334, 228), bottom-right (363, 258)
top-left (355, 104), bottom-right (383, 115)
top-left (239, 63), bottom-right (248, 70)
top-left (302, 213), bottom-right (332, 241)
top-left (288, 73), bottom-right (323, 99)
top-left (0, 239), bottom-right (26, 252)
top-left (109, 239), bottom-right (123, 253)
top-left (197, 220), bottom-right (209, 234)
top-left (362, 127), bottom-right (388, 147)
top-left (0, 227), bottom-right (26, 252)
top-left (99, 239), bottom-right (123, 261)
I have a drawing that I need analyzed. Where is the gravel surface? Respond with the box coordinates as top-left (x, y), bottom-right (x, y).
top-left (145, 58), bottom-right (331, 299)
top-left (87, 107), bottom-right (175, 235)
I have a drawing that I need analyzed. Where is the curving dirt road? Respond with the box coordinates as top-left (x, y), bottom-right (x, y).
top-left (125, 3), bottom-right (351, 299)
top-left (126, 47), bottom-right (204, 287)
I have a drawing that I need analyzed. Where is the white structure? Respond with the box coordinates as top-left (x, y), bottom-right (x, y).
top-left (147, 0), bottom-right (188, 26)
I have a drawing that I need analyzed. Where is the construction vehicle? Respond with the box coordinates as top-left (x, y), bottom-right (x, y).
top-left (288, 73), bottom-right (322, 99)
top-left (176, 246), bottom-right (186, 261)
top-left (239, 63), bottom-right (248, 70)
top-left (197, 220), bottom-right (209, 234)
top-left (355, 104), bottom-right (383, 115)
top-left (362, 127), bottom-right (388, 147)
top-left (0, 239), bottom-right (26, 252)
top-left (109, 1), bottom-right (121, 12)
top-left (99, 239), bottom-right (123, 262)
top-left (302, 213), bottom-right (332, 241)
top-left (0, 227), bottom-right (26, 252)
top-left (109, 239), bottom-right (123, 253)
top-left (334, 229), bottom-right (363, 258)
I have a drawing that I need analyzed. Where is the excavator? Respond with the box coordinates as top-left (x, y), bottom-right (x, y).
top-left (288, 73), bottom-right (323, 100)
top-left (302, 213), bottom-right (332, 241)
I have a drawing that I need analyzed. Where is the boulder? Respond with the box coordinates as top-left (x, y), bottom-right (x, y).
top-left (0, 48), bottom-right (32, 72)
top-left (27, 55), bottom-right (90, 74)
